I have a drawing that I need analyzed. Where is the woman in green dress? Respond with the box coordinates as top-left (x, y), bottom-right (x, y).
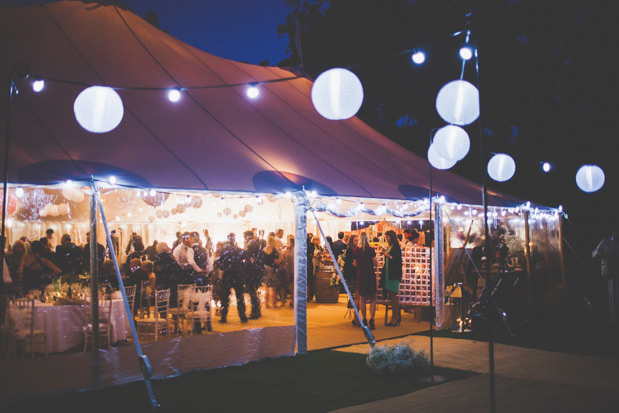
top-left (383, 230), bottom-right (402, 326)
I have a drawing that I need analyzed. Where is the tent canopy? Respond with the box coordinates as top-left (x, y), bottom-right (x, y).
top-left (1, 0), bottom-right (522, 207)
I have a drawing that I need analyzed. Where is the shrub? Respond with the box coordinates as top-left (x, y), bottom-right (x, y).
top-left (366, 342), bottom-right (429, 376)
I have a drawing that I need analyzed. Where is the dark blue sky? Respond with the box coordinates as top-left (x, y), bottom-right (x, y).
top-left (123, 0), bottom-right (290, 65)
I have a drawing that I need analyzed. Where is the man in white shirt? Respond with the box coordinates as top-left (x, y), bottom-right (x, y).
top-left (173, 232), bottom-right (204, 274)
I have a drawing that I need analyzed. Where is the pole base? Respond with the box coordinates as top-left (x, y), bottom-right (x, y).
top-left (419, 375), bottom-right (446, 383)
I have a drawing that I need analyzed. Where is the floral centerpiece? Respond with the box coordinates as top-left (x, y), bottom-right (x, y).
top-left (330, 273), bottom-right (341, 288)
top-left (366, 341), bottom-right (429, 377)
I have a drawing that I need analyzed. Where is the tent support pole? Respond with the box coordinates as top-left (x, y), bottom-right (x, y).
top-left (1, 64), bottom-right (28, 279)
top-left (523, 210), bottom-right (533, 300)
top-left (89, 181), bottom-right (100, 352)
top-left (293, 192), bottom-right (309, 354)
top-left (95, 184), bottom-right (159, 410)
top-left (306, 197), bottom-right (375, 348)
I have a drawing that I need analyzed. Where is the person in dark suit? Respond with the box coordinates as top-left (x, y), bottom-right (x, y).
top-left (56, 234), bottom-right (82, 274)
top-left (333, 231), bottom-right (348, 261)
top-left (82, 232), bottom-right (105, 274)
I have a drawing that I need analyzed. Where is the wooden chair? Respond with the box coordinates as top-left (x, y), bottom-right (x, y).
top-left (83, 295), bottom-right (113, 351)
top-left (189, 286), bottom-right (213, 334)
top-left (124, 285), bottom-right (137, 320)
top-left (136, 288), bottom-right (170, 341)
top-left (1, 295), bottom-right (16, 359)
top-left (168, 283), bottom-right (195, 335)
top-left (11, 297), bottom-right (47, 358)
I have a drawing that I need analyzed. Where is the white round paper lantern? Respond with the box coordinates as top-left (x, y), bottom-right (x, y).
top-left (74, 86), bottom-right (124, 133)
top-left (576, 164), bottom-right (604, 193)
top-left (432, 125), bottom-right (470, 161)
top-left (436, 80), bottom-right (480, 126)
top-left (487, 153), bottom-right (516, 182)
top-left (311, 68), bottom-right (364, 120)
top-left (48, 204), bottom-right (59, 217)
top-left (427, 143), bottom-right (457, 170)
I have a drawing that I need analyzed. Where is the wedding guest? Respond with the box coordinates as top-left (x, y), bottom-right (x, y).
top-left (145, 240), bottom-right (158, 262)
top-left (141, 260), bottom-right (157, 299)
top-left (243, 230), bottom-right (264, 319)
top-left (592, 225), bottom-right (619, 326)
top-left (56, 234), bottom-right (82, 275)
top-left (383, 230), bottom-right (402, 326)
top-left (22, 240), bottom-right (61, 291)
top-left (262, 235), bottom-right (280, 308)
top-left (344, 234), bottom-right (359, 326)
top-left (333, 232), bottom-right (348, 261)
top-left (279, 236), bottom-right (295, 307)
top-left (173, 232), bottom-right (206, 283)
top-left (153, 241), bottom-right (183, 291)
top-left (5, 240), bottom-right (27, 290)
top-left (216, 233), bottom-right (247, 323)
top-left (353, 232), bottom-right (378, 330)
top-left (82, 232), bottom-right (105, 274)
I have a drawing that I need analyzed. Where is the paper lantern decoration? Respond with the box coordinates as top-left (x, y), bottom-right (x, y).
top-left (141, 191), bottom-right (168, 207)
top-left (233, 213), bottom-right (238, 219)
top-left (427, 143), bottom-right (457, 170)
top-left (487, 153), bottom-right (516, 182)
top-left (576, 165), bottom-right (604, 193)
top-left (48, 204), bottom-right (59, 217)
top-left (217, 212), bottom-right (223, 218)
top-left (57, 203), bottom-right (70, 215)
top-left (244, 204), bottom-right (253, 213)
top-left (436, 80), bottom-right (480, 126)
top-left (223, 207), bottom-right (232, 215)
top-left (191, 196), bottom-right (202, 208)
top-left (155, 210), bottom-right (163, 219)
top-left (148, 216), bottom-right (155, 222)
top-left (171, 208), bottom-right (178, 215)
top-left (74, 86), bottom-right (124, 133)
top-left (0, 191), bottom-right (18, 216)
top-left (432, 125), bottom-right (470, 161)
top-left (163, 210), bottom-right (170, 218)
top-left (311, 68), bottom-right (364, 120)
top-left (62, 188), bottom-right (85, 203)
top-left (176, 204), bottom-right (185, 214)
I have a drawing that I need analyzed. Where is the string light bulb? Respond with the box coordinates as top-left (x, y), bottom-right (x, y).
top-left (459, 47), bottom-right (473, 60)
top-left (542, 162), bottom-right (551, 172)
top-left (411, 51), bottom-right (426, 64)
top-left (168, 88), bottom-right (181, 102)
top-left (246, 84), bottom-right (259, 99)
top-left (32, 79), bottom-right (45, 92)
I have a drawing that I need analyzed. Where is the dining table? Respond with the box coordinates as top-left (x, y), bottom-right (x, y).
top-left (11, 294), bottom-right (131, 354)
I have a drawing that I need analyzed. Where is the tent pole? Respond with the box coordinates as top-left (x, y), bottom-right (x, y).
top-left (293, 192), bottom-right (309, 354)
top-left (89, 181), bottom-right (100, 352)
top-left (95, 185), bottom-right (159, 410)
top-left (1, 64), bottom-right (28, 280)
top-left (307, 197), bottom-right (375, 348)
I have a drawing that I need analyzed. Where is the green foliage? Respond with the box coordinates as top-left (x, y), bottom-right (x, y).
top-left (366, 342), bottom-right (430, 376)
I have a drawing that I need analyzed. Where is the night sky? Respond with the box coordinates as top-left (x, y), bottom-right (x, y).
top-left (3, 0), bottom-right (617, 250)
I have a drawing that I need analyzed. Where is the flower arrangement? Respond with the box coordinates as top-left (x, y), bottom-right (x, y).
top-left (337, 252), bottom-right (346, 270)
top-left (330, 273), bottom-right (341, 288)
top-left (366, 341), bottom-right (429, 376)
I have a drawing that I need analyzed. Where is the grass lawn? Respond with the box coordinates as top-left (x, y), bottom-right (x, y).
top-left (3, 349), bottom-right (477, 412)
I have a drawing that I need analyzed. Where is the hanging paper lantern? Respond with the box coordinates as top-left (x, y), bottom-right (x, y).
top-left (48, 204), bottom-right (59, 217)
top-left (163, 210), bottom-right (170, 218)
top-left (233, 213), bottom-right (238, 219)
top-left (148, 216), bottom-right (155, 222)
top-left (171, 208), bottom-right (178, 215)
top-left (311, 68), bottom-right (364, 120)
top-left (191, 196), bottom-right (202, 208)
top-left (427, 143), bottom-right (457, 170)
top-left (217, 212), bottom-right (223, 218)
top-left (223, 207), bottom-right (232, 215)
top-left (239, 210), bottom-right (246, 217)
top-left (140, 191), bottom-right (168, 207)
top-left (576, 164), bottom-right (604, 193)
top-left (432, 125), bottom-right (470, 161)
top-left (57, 203), bottom-right (70, 215)
top-left (244, 204), bottom-right (253, 213)
top-left (436, 80), bottom-right (480, 126)
top-left (155, 210), bottom-right (163, 219)
top-left (487, 153), bottom-right (516, 182)
top-left (176, 204), bottom-right (185, 214)
top-left (74, 86), bottom-right (124, 133)
top-left (0, 191), bottom-right (18, 216)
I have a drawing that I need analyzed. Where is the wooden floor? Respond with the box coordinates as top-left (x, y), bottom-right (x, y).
top-left (179, 294), bottom-right (431, 350)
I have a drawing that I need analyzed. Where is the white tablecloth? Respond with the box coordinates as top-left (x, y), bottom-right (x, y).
top-left (11, 299), bottom-right (130, 353)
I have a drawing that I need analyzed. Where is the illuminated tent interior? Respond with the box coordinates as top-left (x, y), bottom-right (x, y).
top-left (0, 0), bottom-right (564, 401)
